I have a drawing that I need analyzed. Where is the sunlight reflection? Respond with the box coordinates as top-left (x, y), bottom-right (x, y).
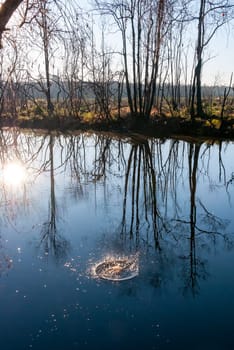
top-left (2, 162), bottom-right (27, 187)
top-left (92, 254), bottom-right (139, 281)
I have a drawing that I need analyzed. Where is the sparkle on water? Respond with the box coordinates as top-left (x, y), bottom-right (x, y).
top-left (1, 130), bottom-right (234, 350)
top-left (93, 254), bottom-right (139, 281)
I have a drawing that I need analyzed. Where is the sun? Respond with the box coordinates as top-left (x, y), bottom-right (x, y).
top-left (2, 161), bottom-right (27, 186)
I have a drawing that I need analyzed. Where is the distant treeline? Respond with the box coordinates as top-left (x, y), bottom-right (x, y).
top-left (2, 80), bottom-right (233, 100)
top-left (0, 0), bottom-right (234, 122)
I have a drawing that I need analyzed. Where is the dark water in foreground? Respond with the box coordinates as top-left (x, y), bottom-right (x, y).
top-left (0, 129), bottom-right (234, 350)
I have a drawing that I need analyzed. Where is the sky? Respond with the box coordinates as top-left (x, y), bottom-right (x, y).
top-left (1, 0), bottom-right (234, 86)
top-left (80, 0), bottom-right (234, 87)
top-left (202, 27), bottom-right (234, 86)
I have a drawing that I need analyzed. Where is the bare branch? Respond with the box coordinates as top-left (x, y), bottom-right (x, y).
top-left (0, 0), bottom-right (23, 47)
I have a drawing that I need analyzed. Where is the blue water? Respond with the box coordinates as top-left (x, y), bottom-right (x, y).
top-left (0, 129), bottom-right (234, 349)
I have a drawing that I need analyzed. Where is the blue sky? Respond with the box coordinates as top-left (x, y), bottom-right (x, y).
top-left (84, 0), bottom-right (234, 86)
top-left (202, 26), bottom-right (233, 86)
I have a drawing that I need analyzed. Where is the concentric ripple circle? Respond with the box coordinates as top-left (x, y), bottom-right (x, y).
top-left (95, 258), bottom-right (138, 281)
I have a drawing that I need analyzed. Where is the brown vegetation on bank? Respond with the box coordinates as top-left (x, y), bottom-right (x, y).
top-left (1, 99), bottom-right (234, 140)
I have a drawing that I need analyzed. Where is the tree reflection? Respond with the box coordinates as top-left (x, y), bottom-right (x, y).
top-left (174, 142), bottom-right (229, 295)
top-left (40, 134), bottom-right (69, 261)
top-left (121, 138), bottom-right (163, 249)
top-left (0, 129), bottom-right (32, 226)
top-left (0, 129), bottom-right (233, 295)
top-left (115, 136), bottom-right (232, 296)
top-left (184, 143), bottom-right (204, 295)
top-left (0, 237), bottom-right (12, 276)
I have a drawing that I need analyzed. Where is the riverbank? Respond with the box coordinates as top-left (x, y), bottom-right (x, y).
top-left (1, 114), bottom-right (234, 140)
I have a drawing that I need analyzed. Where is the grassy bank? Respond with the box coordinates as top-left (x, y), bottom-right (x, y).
top-left (1, 98), bottom-right (234, 140)
top-left (0, 113), bottom-right (233, 141)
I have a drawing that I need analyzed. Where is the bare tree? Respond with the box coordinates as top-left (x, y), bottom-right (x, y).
top-left (95, 0), bottom-right (170, 121)
top-left (190, 0), bottom-right (234, 120)
top-left (0, 0), bottom-right (23, 47)
top-left (0, 36), bottom-right (19, 118)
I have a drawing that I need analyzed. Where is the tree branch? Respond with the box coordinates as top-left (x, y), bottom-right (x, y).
top-left (0, 0), bottom-right (23, 47)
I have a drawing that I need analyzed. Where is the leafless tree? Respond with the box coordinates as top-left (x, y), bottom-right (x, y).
top-left (95, 0), bottom-right (171, 120)
top-left (190, 0), bottom-right (234, 120)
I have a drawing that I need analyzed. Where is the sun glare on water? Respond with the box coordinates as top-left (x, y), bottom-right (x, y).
top-left (92, 254), bottom-right (139, 281)
top-left (2, 162), bottom-right (27, 186)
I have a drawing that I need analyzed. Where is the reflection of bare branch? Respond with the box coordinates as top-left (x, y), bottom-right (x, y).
top-left (40, 221), bottom-right (69, 261)
top-left (181, 254), bottom-right (208, 297)
top-left (120, 140), bottom-right (165, 249)
top-left (0, 129), bottom-right (233, 296)
top-left (218, 142), bottom-right (227, 183)
top-left (227, 172), bottom-right (234, 189)
top-left (173, 218), bottom-right (227, 238)
top-left (93, 135), bottom-right (112, 180)
top-left (39, 135), bottom-right (69, 261)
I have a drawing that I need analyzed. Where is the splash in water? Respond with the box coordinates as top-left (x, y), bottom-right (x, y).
top-left (93, 254), bottom-right (139, 281)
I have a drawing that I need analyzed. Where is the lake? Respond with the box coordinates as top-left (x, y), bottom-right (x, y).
top-left (0, 128), bottom-right (234, 350)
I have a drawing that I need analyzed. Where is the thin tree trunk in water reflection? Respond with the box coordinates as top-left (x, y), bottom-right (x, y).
top-left (121, 140), bottom-right (161, 249)
top-left (40, 134), bottom-right (68, 261)
top-left (136, 146), bottom-right (142, 237)
top-left (121, 147), bottom-right (134, 234)
top-left (49, 134), bottom-right (56, 235)
top-left (218, 142), bottom-right (226, 183)
top-left (188, 143), bottom-right (201, 293)
top-left (145, 141), bottom-right (160, 249)
top-left (130, 147), bottom-right (137, 237)
top-left (41, 135), bottom-right (57, 252)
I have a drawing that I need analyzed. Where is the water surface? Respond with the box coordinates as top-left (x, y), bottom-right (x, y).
top-left (0, 129), bottom-right (234, 349)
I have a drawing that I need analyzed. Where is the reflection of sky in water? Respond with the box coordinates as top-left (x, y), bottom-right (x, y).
top-left (0, 130), bottom-right (234, 349)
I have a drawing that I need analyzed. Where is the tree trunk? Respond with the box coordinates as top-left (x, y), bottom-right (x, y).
top-left (41, 1), bottom-right (54, 115)
top-left (190, 0), bottom-right (205, 119)
top-left (0, 0), bottom-right (23, 47)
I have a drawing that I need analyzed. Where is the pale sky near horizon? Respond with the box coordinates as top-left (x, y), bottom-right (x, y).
top-left (203, 33), bottom-right (233, 86)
